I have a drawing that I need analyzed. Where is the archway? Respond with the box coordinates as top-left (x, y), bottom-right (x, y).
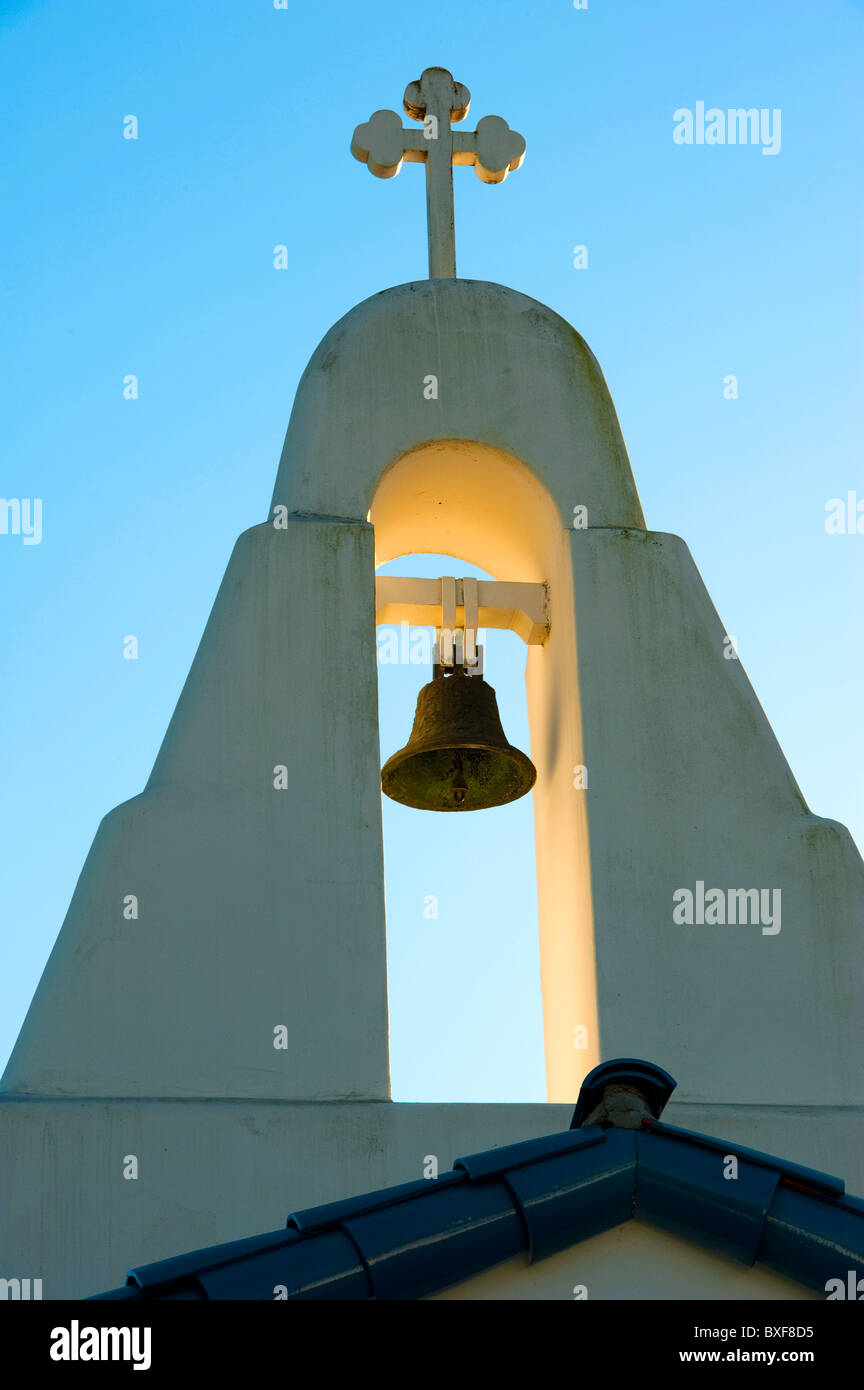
top-left (371, 440), bottom-right (600, 1101)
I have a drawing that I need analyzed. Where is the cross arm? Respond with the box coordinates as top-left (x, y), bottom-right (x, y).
top-left (351, 111), bottom-right (426, 178)
top-left (452, 116), bottom-right (526, 183)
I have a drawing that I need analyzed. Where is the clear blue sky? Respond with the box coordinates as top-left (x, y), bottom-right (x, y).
top-left (1, 0), bottom-right (861, 1101)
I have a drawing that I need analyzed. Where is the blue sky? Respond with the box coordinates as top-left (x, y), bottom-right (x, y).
top-left (1, 0), bottom-right (861, 1101)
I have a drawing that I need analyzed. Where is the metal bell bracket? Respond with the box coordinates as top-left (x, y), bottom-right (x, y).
top-left (435, 576), bottom-right (482, 676)
top-left (375, 575), bottom-right (550, 654)
top-left (433, 630), bottom-right (484, 676)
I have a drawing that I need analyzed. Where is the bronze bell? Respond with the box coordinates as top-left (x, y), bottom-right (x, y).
top-left (381, 665), bottom-right (537, 811)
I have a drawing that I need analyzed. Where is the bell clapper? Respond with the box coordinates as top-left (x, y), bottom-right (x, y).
top-left (451, 751), bottom-right (468, 806)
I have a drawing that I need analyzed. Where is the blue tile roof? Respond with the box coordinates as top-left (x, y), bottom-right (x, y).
top-left (89, 1061), bottom-right (864, 1301)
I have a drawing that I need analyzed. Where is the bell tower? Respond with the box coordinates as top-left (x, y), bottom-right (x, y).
top-left (2, 66), bottom-right (863, 1299)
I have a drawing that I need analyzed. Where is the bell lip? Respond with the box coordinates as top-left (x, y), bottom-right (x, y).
top-left (380, 743), bottom-right (537, 811)
top-left (381, 741), bottom-right (536, 777)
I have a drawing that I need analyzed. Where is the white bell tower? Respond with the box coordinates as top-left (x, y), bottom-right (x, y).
top-left (2, 67), bottom-right (862, 1300)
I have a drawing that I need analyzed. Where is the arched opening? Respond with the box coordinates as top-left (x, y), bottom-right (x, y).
top-left (370, 438), bottom-right (558, 580)
top-left (370, 440), bottom-right (599, 1102)
top-left (376, 549), bottom-right (544, 1102)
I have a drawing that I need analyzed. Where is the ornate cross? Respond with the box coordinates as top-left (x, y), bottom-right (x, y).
top-left (351, 67), bottom-right (526, 279)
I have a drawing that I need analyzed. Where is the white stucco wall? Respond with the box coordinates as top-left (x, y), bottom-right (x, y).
top-left (8, 277), bottom-right (860, 1107)
top-left (0, 1100), bottom-right (570, 1299)
top-left (2, 1096), bottom-right (858, 1300)
top-left (1, 276), bottom-right (861, 1302)
top-left (2, 517), bottom-right (390, 1101)
top-left (270, 277), bottom-right (864, 1107)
